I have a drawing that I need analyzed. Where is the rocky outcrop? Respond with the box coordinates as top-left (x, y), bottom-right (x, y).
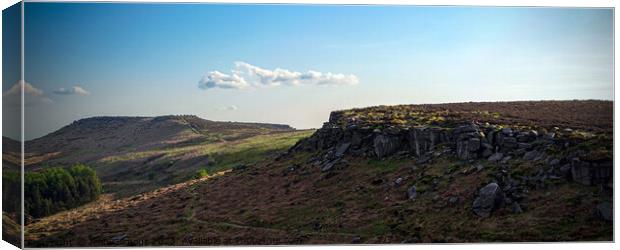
top-left (289, 111), bottom-right (612, 187)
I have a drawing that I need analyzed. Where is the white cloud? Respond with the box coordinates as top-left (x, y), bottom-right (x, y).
top-left (199, 62), bottom-right (359, 90)
top-left (218, 105), bottom-right (238, 111)
top-left (3, 80), bottom-right (44, 97)
top-left (198, 71), bottom-right (249, 90)
top-left (2, 80), bottom-right (52, 106)
top-left (53, 85), bottom-right (91, 96)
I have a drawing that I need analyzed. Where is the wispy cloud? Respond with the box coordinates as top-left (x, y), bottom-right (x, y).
top-left (199, 62), bottom-right (359, 90)
top-left (53, 85), bottom-right (91, 96)
top-left (218, 105), bottom-right (238, 111)
top-left (2, 80), bottom-right (52, 106)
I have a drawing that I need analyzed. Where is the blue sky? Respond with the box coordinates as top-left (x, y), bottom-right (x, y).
top-left (2, 3), bottom-right (614, 140)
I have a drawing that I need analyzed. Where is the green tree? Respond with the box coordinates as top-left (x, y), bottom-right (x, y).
top-left (23, 164), bottom-right (102, 218)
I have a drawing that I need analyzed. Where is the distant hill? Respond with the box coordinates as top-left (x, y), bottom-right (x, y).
top-left (2, 136), bottom-right (20, 170)
top-left (26, 115), bottom-right (294, 163)
top-left (17, 115), bottom-right (307, 197)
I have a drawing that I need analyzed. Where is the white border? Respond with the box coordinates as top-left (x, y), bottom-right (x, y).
top-left (0, 1), bottom-right (616, 250)
top-left (15, 0), bottom-right (620, 8)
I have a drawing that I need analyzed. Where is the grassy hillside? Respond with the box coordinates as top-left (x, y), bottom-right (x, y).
top-left (12, 115), bottom-right (309, 198)
top-left (26, 149), bottom-right (611, 246)
top-left (98, 129), bottom-right (314, 197)
top-left (24, 101), bottom-right (613, 246)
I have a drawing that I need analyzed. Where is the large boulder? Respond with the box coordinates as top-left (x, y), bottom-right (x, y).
top-left (472, 183), bottom-right (504, 217)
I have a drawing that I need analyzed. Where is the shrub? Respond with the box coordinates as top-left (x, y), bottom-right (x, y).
top-left (195, 168), bottom-right (209, 179)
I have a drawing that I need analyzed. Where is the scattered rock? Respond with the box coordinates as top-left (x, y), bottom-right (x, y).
top-left (394, 177), bottom-right (403, 186)
top-left (407, 186), bottom-right (417, 200)
top-left (448, 196), bottom-right (459, 205)
top-left (287, 165), bottom-right (297, 172)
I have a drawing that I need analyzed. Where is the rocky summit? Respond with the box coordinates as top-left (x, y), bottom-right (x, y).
top-left (290, 101), bottom-right (612, 190)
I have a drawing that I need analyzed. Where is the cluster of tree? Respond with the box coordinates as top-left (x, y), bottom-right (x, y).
top-left (3, 164), bottom-right (103, 218)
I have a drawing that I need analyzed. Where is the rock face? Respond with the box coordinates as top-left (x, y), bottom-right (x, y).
top-left (472, 183), bottom-right (504, 218)
top-left (570, 158), bottom-right (613, 186)
top-left (373, 134), bottom-right (401, 159)
top-left (289, 111), bottom-right (612, 187)
top-left (408, 127), bottom-right (450, 157)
